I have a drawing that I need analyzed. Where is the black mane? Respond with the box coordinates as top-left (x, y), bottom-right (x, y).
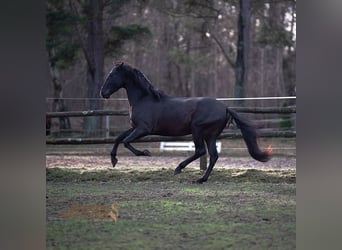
top-left (118, 62), bottom-right (166, 101)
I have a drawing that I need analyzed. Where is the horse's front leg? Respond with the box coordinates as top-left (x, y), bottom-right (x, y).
top-left (110, 128), bottom-right (135, 167)
top-left (122, 127), bottom-right (151, 157)
top-left (110, 127), bottom-right (150, 167)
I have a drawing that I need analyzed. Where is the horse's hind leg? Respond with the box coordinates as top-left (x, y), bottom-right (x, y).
top-left (174, 132), bottom-right (206, 175)
top-left (196, 137), bottom-right (219, 184)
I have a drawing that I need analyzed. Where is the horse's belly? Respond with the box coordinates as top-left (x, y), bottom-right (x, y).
top-left (153, 124), bottom-right (191, 136)
top-left (153, 119), bottom-right (191, 136)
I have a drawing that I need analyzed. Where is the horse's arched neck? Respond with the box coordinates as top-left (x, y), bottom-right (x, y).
top-left (123, 80), bottom-right (147, 106)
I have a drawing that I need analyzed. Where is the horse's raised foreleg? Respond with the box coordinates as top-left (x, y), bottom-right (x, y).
top-left (174, 131), bottom-right (206, 175)
top-left (122, 127), bottom-right (151, 156)
top-left (196, 138), bottom-right (219, 184)
top-left (110, 127), bottom-right (150, 167)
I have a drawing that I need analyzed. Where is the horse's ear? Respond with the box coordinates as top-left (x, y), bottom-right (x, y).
top-left (115, 62), bottom-right (124, 69)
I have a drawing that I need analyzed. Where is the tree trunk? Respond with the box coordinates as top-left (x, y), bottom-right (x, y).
top-left (83, 0), bottom-right (104, 136)
top-left (49, 64), bottom-right (71, 134)
top-left (267, 2), bottom-right (286, 106)
top-left (234, 0), bottom-right (250, 106)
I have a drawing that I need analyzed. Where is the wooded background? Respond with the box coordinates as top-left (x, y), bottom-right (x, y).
top-left (46, 0), bottom-right (296, 134)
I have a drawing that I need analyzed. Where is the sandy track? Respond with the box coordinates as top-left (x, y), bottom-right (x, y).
top-left (46, 155), bottom-right (296, 171)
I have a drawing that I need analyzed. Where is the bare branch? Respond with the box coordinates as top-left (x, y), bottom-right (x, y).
top-left (68, 0), bottom-right (95, 74)
top-left (210, 33), bottom-right (236, 68)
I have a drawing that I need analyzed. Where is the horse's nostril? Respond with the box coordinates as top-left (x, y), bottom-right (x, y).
top-left (100, 90), bottom-right (108, 98)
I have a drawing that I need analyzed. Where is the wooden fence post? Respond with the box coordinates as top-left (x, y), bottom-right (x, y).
top-left (105, 115), bottom-right (110, 138)
top-left (200, 155), bottom-right (207, 170)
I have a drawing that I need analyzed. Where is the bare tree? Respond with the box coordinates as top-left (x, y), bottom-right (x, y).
top-left (47, 0), bottom-right (151, 135)
top-left (234, 0), bottom-right (250, 106)
top-left (82, 0), bottom-right (105, 134)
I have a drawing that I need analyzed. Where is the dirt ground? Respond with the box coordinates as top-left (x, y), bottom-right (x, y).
top-left (46, 137), bottom-right (296, 171)
top-left (46, 155), bottom-right (296, 172)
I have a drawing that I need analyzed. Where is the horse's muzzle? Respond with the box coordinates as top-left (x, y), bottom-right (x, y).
top-left (101, 91), bottom-right (110, 99)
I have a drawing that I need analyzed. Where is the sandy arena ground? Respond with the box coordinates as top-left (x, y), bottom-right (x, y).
top-left (46, 155), bottom-right (296, 171)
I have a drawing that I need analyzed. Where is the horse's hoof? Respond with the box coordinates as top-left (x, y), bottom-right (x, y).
top-left (174, 168), bottom-right (182, 175)
top-left (193, 178), bottom-right (205, 184)
top-left (111, 157), bottom-right (118, 167)
top-left (143, 150), bottom-right (151, 156)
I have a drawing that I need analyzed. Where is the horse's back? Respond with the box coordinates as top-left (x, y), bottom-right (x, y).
top-left (192, 97), bottom-right (227, 120)
top-left (142, 96), bottom-right (227, 136)
top-left (164, 96), bottom-right (227, 122)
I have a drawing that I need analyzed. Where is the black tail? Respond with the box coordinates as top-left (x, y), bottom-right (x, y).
top-left (227, 108), bottom-right (271, 162)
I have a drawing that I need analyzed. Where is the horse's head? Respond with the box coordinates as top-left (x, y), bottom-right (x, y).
top-left (101, 62), bottom-right (126, 99)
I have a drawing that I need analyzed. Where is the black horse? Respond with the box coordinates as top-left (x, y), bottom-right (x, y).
top-left (101, 62), bottom-right (271, 183)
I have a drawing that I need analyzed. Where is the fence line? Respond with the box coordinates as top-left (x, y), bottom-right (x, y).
top-left (46, 106), bottom-right (295, 118)
top-left (46, 129), bottom-right (296, 145)
top-left (46, 146), bottom-right (296, 151)
top-left (46, 103), bottom-right (296, 166)
top-left (46, 110), bottom-right (128, 118)
top-left (46, 103), bottom-right (296, 151)
top-left (46, 97), bottom-right (129, 101)
top-left (46, 96), bottom-right (296, 101)
top-left (216, 96), bottom-right (296, 101)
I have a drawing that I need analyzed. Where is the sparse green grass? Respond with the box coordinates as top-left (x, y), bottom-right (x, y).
top-left (47, 167), bottom-right (296, 250)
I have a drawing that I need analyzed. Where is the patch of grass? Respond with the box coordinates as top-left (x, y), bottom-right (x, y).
top-left (47, 167), bottom-right (296, 184)
top-left (47, 168), bottom-right (296, 249)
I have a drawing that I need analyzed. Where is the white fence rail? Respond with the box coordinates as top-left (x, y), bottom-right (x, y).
top-left (160, 141), bottom-right (222, 153)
